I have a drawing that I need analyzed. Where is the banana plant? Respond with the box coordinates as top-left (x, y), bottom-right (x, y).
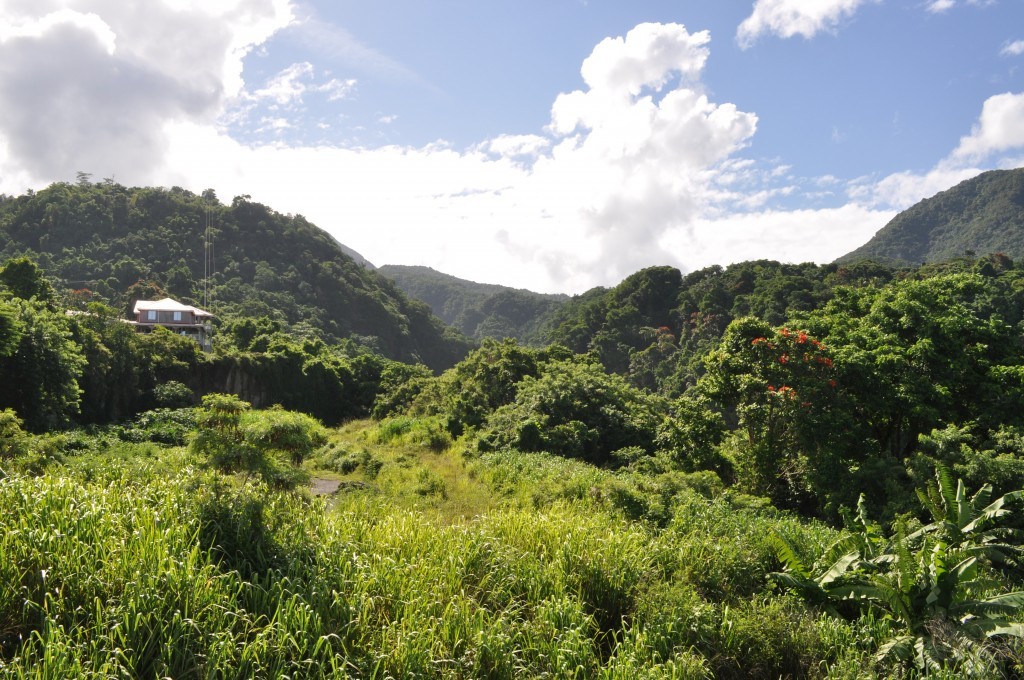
top-left (772, 468), bottom-right (1024, 675)
top-left (910, 465), bottom-right (1024, 573)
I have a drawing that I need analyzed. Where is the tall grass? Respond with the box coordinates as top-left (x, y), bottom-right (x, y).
top-left (0, 414), bottom-right (893, 678)
top-left (0, 462), bottom-right (876, 678)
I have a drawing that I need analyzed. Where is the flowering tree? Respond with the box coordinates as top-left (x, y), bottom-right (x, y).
top-left (701, 317), bottom-right (850, 511)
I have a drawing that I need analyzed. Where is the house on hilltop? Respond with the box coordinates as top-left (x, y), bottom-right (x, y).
top-left (130, 298), bottom-right (213, 351)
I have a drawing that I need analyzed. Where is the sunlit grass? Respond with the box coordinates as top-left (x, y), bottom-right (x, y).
top-left (0, 416), bottom-right (891, 678)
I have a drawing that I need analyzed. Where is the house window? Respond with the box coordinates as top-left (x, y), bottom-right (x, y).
top-left (146, 310), bottom-right (157, 321)
top-left (173, 311), bottom-right (182, 321)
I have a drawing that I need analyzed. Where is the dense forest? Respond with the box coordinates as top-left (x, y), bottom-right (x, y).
top-left (4, 174), bottom-right (1024, 676)
top-left (0, 176), bottom-right (471, 370)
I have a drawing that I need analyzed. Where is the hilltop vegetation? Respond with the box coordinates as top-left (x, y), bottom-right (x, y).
top-left (840, 167), bottom-right (1024, 265)
top-left (0, 177), bottom-right (471, 369)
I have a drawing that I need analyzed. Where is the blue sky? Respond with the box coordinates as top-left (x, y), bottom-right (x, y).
top-left (0, 0), bottom-right (1022, 293)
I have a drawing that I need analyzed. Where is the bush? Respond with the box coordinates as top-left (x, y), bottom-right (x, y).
top-left (152, 380), bottom-right (194, 409)
top-left (479, 358), bottom-right (667, 466)
top-left (118, 408), bottom-right (197, 445)
top-left (0, 408), bottom-right (28, 461)
top-left (240, 406), bottom-right (327, 466)
top-left (191, 395), bottom-right (326, 488)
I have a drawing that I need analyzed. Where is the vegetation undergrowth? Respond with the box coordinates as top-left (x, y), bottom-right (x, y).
top-left (6, 407), bottom-right (1012, 678)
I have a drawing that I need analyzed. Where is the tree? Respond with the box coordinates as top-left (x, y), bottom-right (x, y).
top-left (191, 393), bottom-right (251, 472)
top-left (0, 257), bottom-right (56, 305)
top-left (700, 317), bottom-right (849, 511)
top-left (802, 274), bottom-right (1024, 459)
top-left (0, 299), bottom-right (85, 431)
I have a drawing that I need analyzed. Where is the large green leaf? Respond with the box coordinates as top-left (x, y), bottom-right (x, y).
top-left (875, 635), bottom-right (915, 665)
top-left (817, 551), bottom-right (861, 587)
top-left (963, 490), bottom-right (1024, 533)
top-left (960, 618), bottom-right (1024, 639)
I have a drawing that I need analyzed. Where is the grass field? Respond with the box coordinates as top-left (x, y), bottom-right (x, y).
top-left (0, 415), bottom-right (968, 678)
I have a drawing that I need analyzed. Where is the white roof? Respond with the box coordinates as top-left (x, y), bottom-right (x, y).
top-left (133, 297), bottom-right (212, 318)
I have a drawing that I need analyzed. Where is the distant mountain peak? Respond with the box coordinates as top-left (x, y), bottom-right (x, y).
top-left (839, 167), bottom-right (1024, 265)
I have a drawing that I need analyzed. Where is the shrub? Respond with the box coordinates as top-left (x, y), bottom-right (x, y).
top-left (152, 380), bottom-right (194, 408)
top-left (119, 408), bottom-right (197, 445)
top-left (191, 395), bottom-right (325, 487)
top-left (0, 407), bottom-right (28, 461)
top-left (479, 358), bottom-right (667, 466)
top-left (240, 406), bottom-right (327, 466)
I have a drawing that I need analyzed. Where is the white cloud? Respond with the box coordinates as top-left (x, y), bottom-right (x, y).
top-left (949, 91), bottom-right (1024, 164)
top-left (737, 0), bottom-right (875, 48)
top-left (849, 166), bottom-right (984, 209)
top-left (0, 0), bottom-right (293, 183)
top-left (675, 204), bottom-right (894, 269)
top-left (321, 78), bottom-right (357, 101)
top-left (252, 62), bottom-right (315, 106)
top-left (539, 23), bottom-right (758, 283)
top-left (927, 0), bottom-right (996, 12)
top-left (249, 62), bottom-right (355, 107)
top-left (484, 134), bottom-right (551, 158)
top-left (926, 0), bottom-right (956, 13)
top-left (1002, 40), bottom-right (1024, 57)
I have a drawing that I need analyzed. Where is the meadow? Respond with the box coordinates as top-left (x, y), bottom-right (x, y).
top-left (2, 408), bottom-right (999, 679)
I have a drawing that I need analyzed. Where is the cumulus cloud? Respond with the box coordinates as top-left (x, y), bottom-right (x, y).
top-left (737, 0), bottom-right (875, 48)
top-left (538, 23), bottom-right (758, 282)
top-left (0, 0), bottom-right (292, 182)
top-left (1002, 40), bottom-right (1024, 57)
top-left (949, 92), bottom-right (1024, 164)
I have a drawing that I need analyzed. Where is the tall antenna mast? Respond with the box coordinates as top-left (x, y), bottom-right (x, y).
top-left (203, 209), bottom-right (209, 310)
top-left (203, 208), bottom-right (215, 311)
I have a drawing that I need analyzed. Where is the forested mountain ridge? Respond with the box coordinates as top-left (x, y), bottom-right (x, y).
top-left (542, 259), bottom-right (901, 394)
top-left (0, 179), bottom-right (471, 369)
top-left (839, 167), bottom-right (1024, 265)
top-left (379, 264), bottom-right (568, 344)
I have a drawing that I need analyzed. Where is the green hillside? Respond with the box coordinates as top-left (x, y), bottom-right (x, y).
top-left (379, 264), bottom-right (567, 344)
top-left (840, 167), bottom-right (1024, 265)
top-left (0, 179), bottom-right (471, 369)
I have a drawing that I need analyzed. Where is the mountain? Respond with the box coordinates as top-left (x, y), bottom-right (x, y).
top-left (378, 264), bottom-right (568, 344)
top-left (839, 167), bottom-right (1024, 265)
top-left (0, 181), bottom-right (471, 369)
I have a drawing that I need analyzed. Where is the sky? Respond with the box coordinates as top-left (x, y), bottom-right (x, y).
top-left (0, 1), bottom-right (1022, 294)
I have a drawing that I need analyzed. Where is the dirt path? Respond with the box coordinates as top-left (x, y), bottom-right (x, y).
top-left (309, 477), bottom-right (341, 495)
